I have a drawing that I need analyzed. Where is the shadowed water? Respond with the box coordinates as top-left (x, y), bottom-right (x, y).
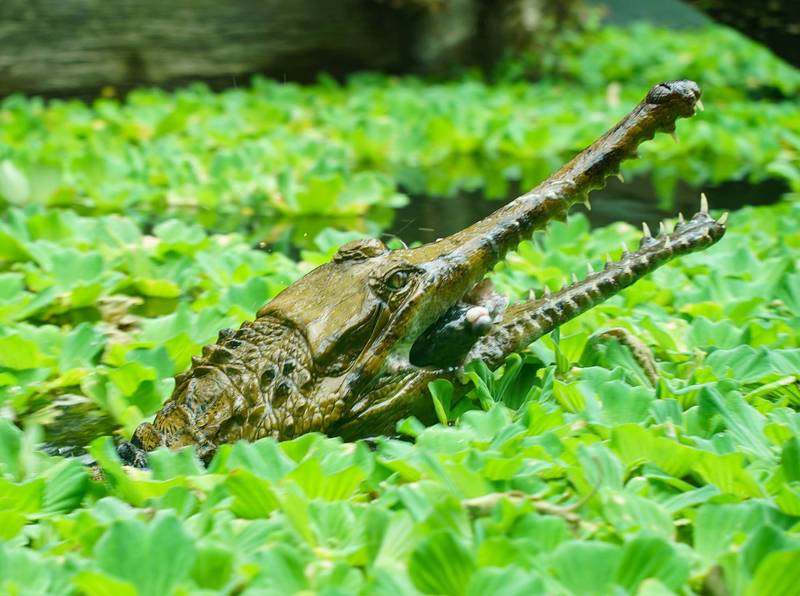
top-left (388, 175), bottom-right (787, 245)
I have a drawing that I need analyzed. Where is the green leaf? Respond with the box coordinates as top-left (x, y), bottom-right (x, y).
top-left (59, 322), bottom-right (105, 372)
top-left (0, 477), bottom-right (43, 514)
top-left (0, 544), bottom-right (72, 595)
top-left (510, 514), bottom-right (570, 553)
top-left (429, 379), bottom-right (453, 425)
top-left (688, 317), bottom-right (743, 349)
top-left (224, 468), bottom-right (281, 518)
top-left (776, 482), bottom-right (800, 516)
top-left (42, 458), bottom-right (89, 513)
top-left (602, 490), bottom-right (674, 538)
top-left (0, 334), bottom-right (45, 370)
top-left (308, 501), bottom-right (363, 557)
top-left (743, 524), bottom-right (791, 575)
top-left (661, 484), bottom-right (720, 514)
top-left (782, 437), bottom-right (800, 482)
top-left (611, 424), bottom-right (699, 478)
top-left (374, 511), bottom-right (419, 567)
top-left (699, 387), bottom-right (772, 461)
top-left (706, 347), bottom-right (800, 384)
top-left (0, 228), bottom-right (31, 263)
top-left (409, 531), bottom-right (476, 596)
top-left (0, 511), bottom-right (26, 540)
top-left (553, 379), bottom-right (585, 413)
top-left (746, 549), bottom-right (800, 596)
top-left (614, 534), bottom-right (689, 592)
top-left (366, 567), bottom-right (421, 596)
top-left (0, 160), bottom-right (30, 204)
top-left (467, 566), bottom-right (544, 596)
top-left (595, 379), bottom-right (654, 425)
top-left (693, 452), bottom-right (764, 499)
top-left (148, 447), bottom-right (204, 480)
top-left (288, 458), bottom-right (366, 501)
top-left (72, 572), bottom-right (138, 596)
top-left (225, 277), bottom-right (271, 312)
top-left (191, 543), bottom-right (234, 590)
top-left (107, 361), bottom-right (158, 396)
top-left (94, 514), bottom-right (195, 596)
top-left (551, 541), bottom-right (621, 594)
top-left (694, 503), bottom-right (767, 562)
top-left (0, 419), bottom-right (23, 480)
top-left (134, 277), bottom-right (182, 298)
top-left (153, 219), bottom-right (207, 253)
top-left (249, 544), bottom-right (309, 594)
top-left (219, 437), bottom-right (296, 480)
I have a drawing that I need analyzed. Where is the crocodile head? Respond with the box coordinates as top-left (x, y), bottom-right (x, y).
top-left (119, 80), bottom-right (726, 466)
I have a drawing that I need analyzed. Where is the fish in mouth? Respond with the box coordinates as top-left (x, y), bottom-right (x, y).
top-left (118, 80), bottom-right (726, 467)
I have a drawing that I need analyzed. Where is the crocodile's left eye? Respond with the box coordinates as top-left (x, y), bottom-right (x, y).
top-left (385, 270), bottom-right (411, 290)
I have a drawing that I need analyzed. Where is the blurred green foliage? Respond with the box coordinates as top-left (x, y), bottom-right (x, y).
top-left (1, 25), bottom-right (799, 228)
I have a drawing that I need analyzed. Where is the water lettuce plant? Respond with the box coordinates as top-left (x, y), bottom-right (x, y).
top-left (1, 25), bottom-right (798, 227)
top-left (0, 21), bottom-right (799, 596)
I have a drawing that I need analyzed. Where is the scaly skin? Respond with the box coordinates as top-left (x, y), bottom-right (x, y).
top-left (118, 80), bottom-right (726, 467)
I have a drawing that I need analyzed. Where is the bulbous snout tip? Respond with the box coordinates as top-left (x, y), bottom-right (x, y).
top-left (645, 80), bottom-right (701, 108)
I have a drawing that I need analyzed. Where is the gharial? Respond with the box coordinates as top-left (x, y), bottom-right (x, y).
top-left (118, 80), bottom-right (727, 467)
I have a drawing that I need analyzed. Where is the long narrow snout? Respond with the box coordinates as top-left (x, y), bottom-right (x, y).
top-left (393, 80), bottom-right (704, 343)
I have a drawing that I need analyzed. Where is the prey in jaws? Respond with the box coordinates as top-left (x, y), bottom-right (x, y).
top-left (118, 80), bottom-right (726, 467)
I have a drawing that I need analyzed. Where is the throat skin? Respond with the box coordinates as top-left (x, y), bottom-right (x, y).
top-left (119, 80), bottom-right (726, 467)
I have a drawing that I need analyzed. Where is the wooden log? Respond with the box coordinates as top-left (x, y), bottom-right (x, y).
top-left (0, 0), bottom-right (413, 97)
top-left (0, 0), bottom-right (582, 98)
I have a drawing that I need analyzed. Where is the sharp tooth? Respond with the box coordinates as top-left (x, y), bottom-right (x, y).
top-left (670, 132), bottom-right (679, 143)
top-left (587, 262), bottom-right (595, 274)
top-left (529, 289), bottom-right (536, 300)
top-left (659, 221), bottom-right (668, 236)
top-left (717, 212), bottom-right (729, 226)
top-left (696, 98), bottom-right (705, 112)
top-left (678, 212), bottom-right (685, 224)
top-left (642, 222), bottom-right (652, 237)
top-left (583, 198), bottom-right (592, 211)
top-left (700, 193), bottom-right (709, 214)
top-left (572, 272), bottom-right (579, 284)
top-left (616, 173), bottom-right (625, 183)
top-left (620, 241), bottom-right (629, 254)
top-left (544, 286), bottom-right (551, 297)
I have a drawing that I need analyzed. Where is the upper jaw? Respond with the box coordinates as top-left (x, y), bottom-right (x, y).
top-left (397, 79), bottom-right (704, 301)
top-left (380, 80), bottom-right (706, 367)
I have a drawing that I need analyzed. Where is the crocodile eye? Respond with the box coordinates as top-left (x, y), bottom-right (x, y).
top-left (385, 270), bottom-right (410, 290)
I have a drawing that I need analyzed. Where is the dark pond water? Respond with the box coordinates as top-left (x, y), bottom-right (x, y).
top-left (246, 174), bottom-right (787, 261)
top-left (388, 175), bottom-right (788, 245)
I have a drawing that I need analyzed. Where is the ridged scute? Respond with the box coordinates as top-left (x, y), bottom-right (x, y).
top-left (138, 315), bottom-right (317, 459)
